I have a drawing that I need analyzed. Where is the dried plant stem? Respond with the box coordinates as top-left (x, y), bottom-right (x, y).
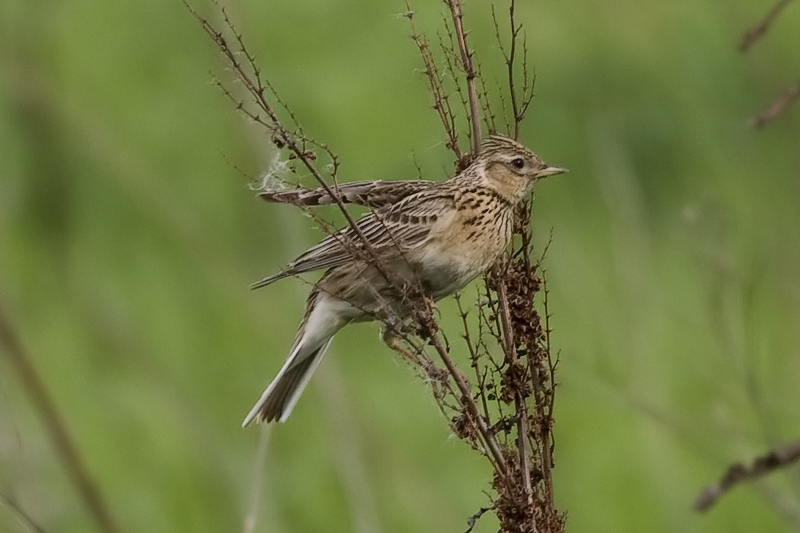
top-left (739, 0), bottom-right (799, 129)
top-left (405, 4), bottom-right (466, 167)
top-left (0, 300), bottom-right (121, 533)
top-left (494, 270), bottom-right (516, 356)
top-left (740, 0), bottom-right (797, 52)
top-left (445, 0), bottom-right (482, 153)
top-left (538, 276), bottom-right (556, 502)
top-left (493, 0), bottom-right (534, 140)
top-left (185, 3), bottom-right (394, 284)
top-left (504, 0), bottom-right (529, 140)
top-left (696, 441), bottom-right (800, 512)
top-left (426, 332), bottom-right (511, 480)
top-left (751, 81), bottom-right (800, 128)
top-left (404, 3), bottom-right (561, 526)
top-left (507, 0), bottom-right (520, 140)
top-left (527, 228), bottom-right (557, 515)
top-left (495, 275), bottom-right (534, 503)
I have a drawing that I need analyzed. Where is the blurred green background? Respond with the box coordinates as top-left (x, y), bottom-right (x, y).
top-left (2, 0), bottom-right (800, 532)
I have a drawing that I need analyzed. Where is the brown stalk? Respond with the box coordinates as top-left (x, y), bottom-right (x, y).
top-left (522, 215), bottom-right (556, 505)
top-left (425, 331), bottom-right (512, 482)
top-left (404, 4), bottom-right (466, 168)
top-left (444, 0), bottom-right (482, 153)
top-left (740, 0), bottom-right (797, 52)
top-left (438, 21), bottom-right (473, 137)
top-left (539, 275), bottom-right (556, 500)
top-left (186, 2), bottom-right (404, 292)
top-left (750, 81), bottom-right (800, 128)
top-left (493, 0), bottom-right (534, 139)
top-left (494, 269), bottom-right (533, 503)
top-left (696, 441), bottom-right (800, 511)
top-left (0, 299), bottom-right (121, 533)
top-left (476, 63), bottom-right (498, 134)
top-left (454, 294), bottom-right (493, 425)
top-left (738, 0), bottom-right (799, 129)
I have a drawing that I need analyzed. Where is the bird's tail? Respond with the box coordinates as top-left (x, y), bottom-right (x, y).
top-left (242, 292), bottom-right (345, 426)
top-left (250, 272), bottom-right (289, 290)
top-left (242, 336), bottom-right (334, 426)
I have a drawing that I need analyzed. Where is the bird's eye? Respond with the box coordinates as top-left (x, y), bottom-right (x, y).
top-left (511, 158), bottom-right (525, 170)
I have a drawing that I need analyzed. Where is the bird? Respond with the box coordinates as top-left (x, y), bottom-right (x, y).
top-left (242, 135), bottom-right (565, 426)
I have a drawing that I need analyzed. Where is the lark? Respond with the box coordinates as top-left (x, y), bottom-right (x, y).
top-left (243, 135), bottom-right (565, 425)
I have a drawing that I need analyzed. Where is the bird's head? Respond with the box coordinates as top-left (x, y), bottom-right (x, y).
top-left (473, 135), bottom-right (566, 203)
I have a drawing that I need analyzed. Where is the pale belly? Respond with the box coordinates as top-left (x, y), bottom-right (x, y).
top-left (321, 248), bottom-right (492, 325)
top-left (414, 246), bottom-right (490, 300)
top-left (320, 209), bottom-right (513, 322)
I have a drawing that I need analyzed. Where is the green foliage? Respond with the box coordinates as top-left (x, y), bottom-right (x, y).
top-left (1, 0), bottom-right (799, 532)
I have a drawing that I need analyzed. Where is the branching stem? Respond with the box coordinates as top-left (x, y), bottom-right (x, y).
top-left (444, 0), bottom-right (482, 153)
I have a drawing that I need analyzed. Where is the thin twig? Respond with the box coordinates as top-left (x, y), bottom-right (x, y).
top-left (494, 268), bottom-right (533, 504)
top-left (404, 4), bottom-right (466, 167)
top-left (740, 0), bottom-right (797, 52)
top-left (522, 212), bottom-right (556, 507)
top-left (750, 81), bottom-right (800, 128)
top-left (465, 505), bottom-right (493, 533)
top-left (426, 332), bottom-right (511, 482)
top-left (187, 1), bottom-right (414, 303)
top-left (454, 294), bottom-right (492, 423)
top-left (696, 441), bottom-right (800, 512)
top-left (439, 18), bottom-right (470, 125)
top-left (475, 63), bottom-right (497, 134)
top-left (444, 0), bottom-right (482, 154)
top-left (493, 0), bottom-right (533, 139)
top-left (540, 273), bottom-right (557, 502)
top-left (187, 5), bottom-right (373, 259)
top-left (0, 299), bottom-right (121, 533)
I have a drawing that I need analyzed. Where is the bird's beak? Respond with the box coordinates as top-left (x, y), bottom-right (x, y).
top-left (535, 166), bottom-right (568, 179)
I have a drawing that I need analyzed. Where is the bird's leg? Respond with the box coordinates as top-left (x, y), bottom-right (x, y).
top-left (381, 321), bottom-right (425, 366)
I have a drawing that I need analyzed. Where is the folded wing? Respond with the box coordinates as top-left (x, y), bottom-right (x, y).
top-left (251, 190), bottom-right (455, 289)
top-left (258, 180), bottom-right (436, 209)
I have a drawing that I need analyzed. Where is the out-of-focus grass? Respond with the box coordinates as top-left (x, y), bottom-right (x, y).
top-left (1, 0), bottom-right (800, 532)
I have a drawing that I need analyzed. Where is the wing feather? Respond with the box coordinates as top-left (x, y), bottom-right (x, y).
top-left (252, 190), bottom-right (455, 288)
top-left (259, 180), bottom-right (436, 208)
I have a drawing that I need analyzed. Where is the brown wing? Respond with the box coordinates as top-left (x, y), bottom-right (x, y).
top-left (258, 180), bottom-right (436, 209)
top-left (251, 190), bottom-right (455, 289)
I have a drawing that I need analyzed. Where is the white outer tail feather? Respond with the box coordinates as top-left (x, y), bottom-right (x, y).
top-left (241, 337), bottom-right (334, 426)
top-left (243, 294), bottom-right (349, 426)
top-left (277, 337), bottom-right (333, 422)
